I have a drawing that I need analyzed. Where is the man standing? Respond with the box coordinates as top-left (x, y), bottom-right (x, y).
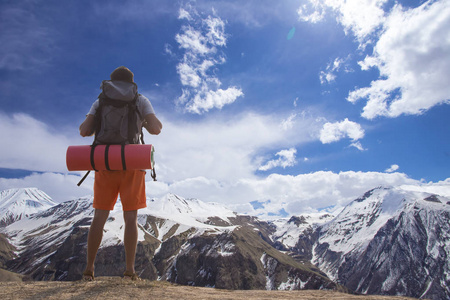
top-left (79, 66), bottom-right (162, 281)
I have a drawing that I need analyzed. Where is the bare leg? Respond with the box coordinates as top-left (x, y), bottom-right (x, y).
top-left (84, 209), bottom-right (110, 276)
top-left (123, 210), bottom-right (138, 275)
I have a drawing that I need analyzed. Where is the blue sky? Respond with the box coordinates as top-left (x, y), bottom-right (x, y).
top-left (1, 0), bottom-right (449, 218)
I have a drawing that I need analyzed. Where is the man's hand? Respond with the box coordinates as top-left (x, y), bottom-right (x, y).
top-left (79, 114), bottom-right (95, 137)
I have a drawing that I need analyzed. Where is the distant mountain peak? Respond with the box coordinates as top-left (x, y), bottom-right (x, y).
top-left (141, 193), bottom-right (236, 226)
top-left (0, 187), bottom-right (57, 227)
top-left (354, 186), bottom-right (391, 203)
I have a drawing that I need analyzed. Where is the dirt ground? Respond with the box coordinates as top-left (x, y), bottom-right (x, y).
top-left (0, 277), bottom-right (421, 300)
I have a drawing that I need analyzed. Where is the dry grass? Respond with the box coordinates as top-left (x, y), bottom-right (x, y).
top-left (0, 268), bottom-right (23, 282)
top-left (0, 277), bottom-right (421, 300)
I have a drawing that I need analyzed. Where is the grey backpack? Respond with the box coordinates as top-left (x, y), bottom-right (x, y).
top-left (93, 80), bottom-right (144, 145)
top-left (77, 80), bottom-right (157, 186)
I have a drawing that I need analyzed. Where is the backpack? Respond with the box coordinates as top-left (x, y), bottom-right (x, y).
top-left (93, 80), bottom-right (144, 145)
top-left (77, 80), bottom-right (157, 186)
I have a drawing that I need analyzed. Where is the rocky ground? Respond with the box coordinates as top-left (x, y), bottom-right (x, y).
top-left (0, 277), bottom-right (421, 300)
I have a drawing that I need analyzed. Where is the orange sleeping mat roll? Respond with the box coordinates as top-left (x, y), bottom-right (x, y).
top-left (66, 144), bottom-right (155, 171)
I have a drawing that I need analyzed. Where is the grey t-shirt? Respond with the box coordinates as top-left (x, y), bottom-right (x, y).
top-left (87, 94), bottom-right (155, 116)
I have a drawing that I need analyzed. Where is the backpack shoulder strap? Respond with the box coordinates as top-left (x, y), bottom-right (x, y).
top-left (126, 93), bottom-right (143, 144)
top-left (135, 94), bottom-right (146, 144)
top-left (92, 94), bottom-right (105, 145)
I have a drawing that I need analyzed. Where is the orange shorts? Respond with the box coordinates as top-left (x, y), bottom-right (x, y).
top-left (93, 170), bottom-right (147, 211)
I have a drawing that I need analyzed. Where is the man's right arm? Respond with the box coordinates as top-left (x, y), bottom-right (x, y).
top-left (79, 114), bottom-right (95, 137)
top-left (80, 100), bottom-right (99, 137)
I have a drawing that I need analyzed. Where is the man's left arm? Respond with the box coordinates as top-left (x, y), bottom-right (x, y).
top-left (143, 114), bottom-right (162, 135)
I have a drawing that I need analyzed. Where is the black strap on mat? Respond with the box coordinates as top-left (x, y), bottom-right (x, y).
top-left (121, 144), bottom-right (127, 170)
top-left (105, 145), bottom-right (111, 171)
top-left (77, 171), bottom-right (90, 186)
top-left (77, 144), bottom-right (98, 187)
top-left (90, 144), bottom-right (97, 171)
top-left (151, 166), bottom-right (157, 181)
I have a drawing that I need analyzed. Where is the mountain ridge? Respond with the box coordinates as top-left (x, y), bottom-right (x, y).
top-left (1, 188), bottom-right (342, 292)
top-left (311, 186), bottom-right (450, 299)
top-left (1, 184), bottom-right (450, 299)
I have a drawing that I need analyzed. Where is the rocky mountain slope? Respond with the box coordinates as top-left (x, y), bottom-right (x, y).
top-left (271, 185), bottom-right (450, 300)
top-left (0, 189), bottom-right (341, 292)
top-left (1, 184), bottom-right (450, 299)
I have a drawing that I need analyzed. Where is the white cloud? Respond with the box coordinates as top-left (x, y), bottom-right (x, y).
top-left (319, 71), bottom-right (336, 85)
top-left (259, 148), bottom-right (297, 171)
top-left (0, 113), bottom-right (85, 173)
top-left (385, 164), bottom-right (399, 173)
top-left (280, 113), bottom-right (297, 130)
top-left (328, 0), bottom-right (387, 42)
top-left (348, 1), bottom-right (450, 119)
top-left (320, 118), bottom-right (364, 144)
top-left (175, 26), bottom-right (212, 56)
top-left (204, 14), bottom-right (227, 47)
top-left (177, 62), bottom-right (202, 88)
top-left (167, 176), bottom-right (223, 201)
top-left (186, 86), bottom-right (244, 114)
top-left (400, 178), bottom-right (450, 198)
top-left (232, 171), bottom-right (422, 216)
top-left (166, 170), bottom-right (422, 217)
top-left (350, 141), bottom-right (366, 151)
top-left (174, 6), bottom-right (243, 114)
top-left (320, 57), bottom-right (352, 84)
top-left (298, 0), bottom-right (327, 23)
top-left (178, 8), bottom-right (192, 21)
top-left (298, 0), bottom-right (387, 41)
top-left (301, 0), bottom-right (450, 119)
top-left (146, 112), bottom-right (321, 183)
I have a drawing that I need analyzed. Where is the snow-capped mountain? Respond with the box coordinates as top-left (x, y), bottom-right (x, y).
top-left (271, 213), bottom-right (334, 249)
top-left (84, 193), bottom-right (238, 249)
top-left (142, 193), bottom-right (237, 228)
top-left (1, 189), bottom-right (338, 291)
top-left (269, 213), bottom-right (335, 262)
top-left (3, 184), bottom-right (450, 299)
top-left (318, 186), bottom-right (450, 300)
top-left (0, 188), bottom-right (57, 227)
top-left (272, 185), bottom-right (450, 300)
top-left (3, 193), bottom-right (238, 272)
